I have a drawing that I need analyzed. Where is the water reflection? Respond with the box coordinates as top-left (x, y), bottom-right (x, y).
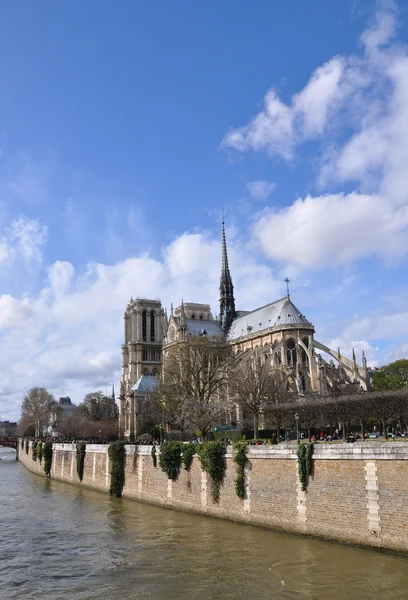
top-left (1, 454), bottom-right (407, 600)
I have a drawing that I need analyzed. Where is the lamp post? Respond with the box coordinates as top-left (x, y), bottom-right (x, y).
top-left (295, 411), bottom-right (300, 445)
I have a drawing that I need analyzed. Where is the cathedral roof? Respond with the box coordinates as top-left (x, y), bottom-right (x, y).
top-left (131, 374), bottom-right (158, 393)
top-left (227, 296), bottom-right (313, 340)
top-left (186, 319), bottom-right (223, 337)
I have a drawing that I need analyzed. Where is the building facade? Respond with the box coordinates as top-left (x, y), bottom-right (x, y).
top-left (119, 219), bottom-right (368, 439)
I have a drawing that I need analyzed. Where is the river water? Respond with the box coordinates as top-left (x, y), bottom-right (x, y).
top-left (1, 447), bottom-right (408, 600)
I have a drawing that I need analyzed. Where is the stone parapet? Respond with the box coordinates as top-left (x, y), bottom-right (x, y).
top-left (18, 440), bottom-right (408, 555)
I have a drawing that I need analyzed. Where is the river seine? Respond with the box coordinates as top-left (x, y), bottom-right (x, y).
top-left (1, 447), bottom-right (408, 600)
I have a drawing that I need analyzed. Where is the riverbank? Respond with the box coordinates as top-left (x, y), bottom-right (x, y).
top-left (18, 440), bottom-right (408, 554)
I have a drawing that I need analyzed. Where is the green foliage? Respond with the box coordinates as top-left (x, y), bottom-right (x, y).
top-left (21, 439), bottom-right (24, 450)
top-left (76, 442), bottom-right (86, 481)
top-left (297, 443), bottom-right (307, 491)
top-left (140, 420), bottom-right (163, 439)
top-left (37, 442), bottom-right (43, 463)
top-left (197, 441), bottom-right (227, 504)
top-left (182, 444), bottom-right (196, 472)
top-left (32, 441), bottom-right (38, 462)
top-left (108, 441), bottom-right (126, 497)
top-left (151, 445), bottom-right (157, 467)
top-left (133, 444), bottom-right (139, 472)
top-left (372, 359), bottom-right (408, 391)
top-left (43, 442), bottom-right (53, 477)
top-left (233, 442), bottom-right (247, 499)
top-left (25, 439), bottom-right (29, 455)
top-left (297, 443), bottom-right (314, 492)
top-left (306, 442), bottom-right (314, 477)
top-left (159, 441), bottom-right (183, 480)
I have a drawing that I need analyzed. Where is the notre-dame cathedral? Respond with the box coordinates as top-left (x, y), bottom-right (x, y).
top-left (119, 219), bottom-right (368, 440)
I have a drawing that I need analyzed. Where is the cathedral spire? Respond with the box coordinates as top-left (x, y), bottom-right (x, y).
top-left (220, 211), bottom-right (236, 332)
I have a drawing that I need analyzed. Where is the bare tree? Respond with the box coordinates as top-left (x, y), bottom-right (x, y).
top-left (21, 387), bottom-right (56, 437)
top-left (80, 391), bottom-right (116, 421)
top-left (229, 351), bottom-right (289, 438)
top-left (158, 336), bottom-right (230, 439)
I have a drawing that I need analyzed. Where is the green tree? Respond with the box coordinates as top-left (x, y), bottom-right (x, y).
top-left (372, 359), bottom-right (408, 391)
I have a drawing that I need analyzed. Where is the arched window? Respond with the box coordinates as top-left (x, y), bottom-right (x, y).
top-left (150, 310), bottom-right (155, 341)
top-left (142, 348), bottom-right (147, 361)
top-left (191, 314), bottom-right (196, 319)
top-left (142, 310), bottom-right (147, 341)
top-left (199, 314), bottom-right (203, 320)
top-left (286, 339), bottom-right (297, 366)
top-left (274, 350), bottom-right (282, 366)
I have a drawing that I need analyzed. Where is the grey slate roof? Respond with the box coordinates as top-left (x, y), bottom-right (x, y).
top-left (186, 318), bottom-right (223, 337)
top-left (228, 296), bottom-right (313, 341)
top-left (131, 374), bottom-right (158, 393)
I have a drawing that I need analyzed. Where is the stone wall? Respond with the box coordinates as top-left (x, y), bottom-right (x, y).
top-left (18, 441), bottom-right (408, 554)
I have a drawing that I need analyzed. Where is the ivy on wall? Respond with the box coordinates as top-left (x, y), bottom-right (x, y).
top-left (37, 442), bottom-right (43, 463)
top-left (297, 443), bottom-right (314, 492)
top-left (25, 439), bottom-right (29, 455)
top-left (108, 441), bottom-right (126, 497)
top-left (159, 441), bottom-right (183, 480)
top-left (151, 445), bottom-right (157, 467)
top-left (21, 439), bottom-right (24, 450)
top-left (233, 442), bottom-right (247, 499)
top-left (43, 442), bottom-right (53, 477)
top-left (32, 441), bottom-right (38, 462)
top-left (197, 441), bottom-right (227, 504)
top-left (181, 444), bottom-right (196, 472)
top-left (76, 442), bottom-right (86, 481)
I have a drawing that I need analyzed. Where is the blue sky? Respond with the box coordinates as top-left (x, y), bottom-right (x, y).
top-left (1, 0), bottom-right (408, 420)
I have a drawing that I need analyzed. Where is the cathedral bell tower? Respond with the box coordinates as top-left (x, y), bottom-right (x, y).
top-left (219, 214), bottom-right (236, 333)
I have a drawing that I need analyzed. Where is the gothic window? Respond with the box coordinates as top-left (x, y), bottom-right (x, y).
top-left (286, 339), bottom-right (297, 366)
top-left (199, 315), bottom-right (203, 320)
top-left (150, 310), bottom-right (155, 341)
top-left (142, 310), bottom-right (147, 341)
top-left (274, 350), bottom-right (282, 366)
top-left (143, 368), bottom-right (149, 376)
top-left (191, 314), bottom-right (196, 319)
top-left (302, 348), bottom-right (308, 366)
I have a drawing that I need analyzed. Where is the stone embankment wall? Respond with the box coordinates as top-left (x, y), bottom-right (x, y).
top-left (18, 441), bottom-right (408, 554)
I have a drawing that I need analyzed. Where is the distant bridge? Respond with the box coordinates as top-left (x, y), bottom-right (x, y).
top-left (0, 438), bottom-right (18, 450)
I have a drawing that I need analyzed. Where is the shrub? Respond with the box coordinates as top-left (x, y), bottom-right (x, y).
top-left (182, 444), bottom-right (196, 472)
top-left (197, 441), bottom-right (227, 504)
top-left (233, 442), bottom-right (247, 499)
top-left (159, 441), bottom-right (183, 480)
top-left (21, 439), bottom-right (24, 450)
top-left (25, 439), bottom-right (29, 455)
top-left (76, 442), bottom-right (86, 481)
top-left (43, 442), bottom-right (53, 477)
top-left (108, 441), bottom-right (126, 497)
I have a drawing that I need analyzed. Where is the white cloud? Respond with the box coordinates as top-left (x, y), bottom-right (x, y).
top-left (0, 216), bottom-right (47, 267)
top-left (246, 180), bottom-right (276, 201)
top-left (221, 90), bottom-right (294, 159)
top-left (254, 193), bottom-right (408, 269)
top-left (221, 6), bottom-right (397, 166)
top-left (0, 229), bottom-right (282, 420)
